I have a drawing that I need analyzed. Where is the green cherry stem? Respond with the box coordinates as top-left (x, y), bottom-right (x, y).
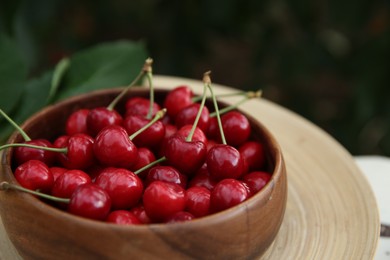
top-left (0, 181), bottom-right (70, 203)
top-left (209, 90), bottom-right (262, 117)
top-left (0, 143), bottom-right (67, 153)
top-left (203, 71), bottom-right (227, 145)
top-left (134, 156), bottom-right (167, 175)
top-left (129, 108), bottom-right (167, 140)
top-left (106, 58), bottom-right (153, 111)
top-left (0, 109), bottom-right (31, 142)
top-left (185, 80), bottom-right (209, 142)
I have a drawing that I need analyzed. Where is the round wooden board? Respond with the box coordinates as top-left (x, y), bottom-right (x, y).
top-left (0, 75), bottom-right (380, 259)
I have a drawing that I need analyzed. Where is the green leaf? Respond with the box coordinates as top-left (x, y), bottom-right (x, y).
top-left (0, 33), bottom-right (28, 115)
top-left (56, 40), bottom-right (148, 100)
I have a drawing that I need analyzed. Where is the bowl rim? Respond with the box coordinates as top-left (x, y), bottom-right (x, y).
top-left (1, 87), bottom-right (286, 229)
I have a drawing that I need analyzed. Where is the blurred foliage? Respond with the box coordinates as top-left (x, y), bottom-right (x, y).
top-left (0, 0), bottom-right (389, 156)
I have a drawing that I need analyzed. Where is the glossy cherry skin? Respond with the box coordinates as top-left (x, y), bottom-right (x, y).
top-left (66, 109), bottom-right (90, 135)
top-left (14, 139), bottom-right (56, 166)
top-left (130, 204), bottom-right (152, 224)
top-left (146, 166), bottom-right (187, 189)
top-left (210, 178), bottom-right (249, 213)
top-left (49, 167), bottom-right (67, 182)
top-left (242, 171), bottom-right (272, 197)
top-left (106, 210), bottom-right (141, 225)
top-left (93, 125), bottom-right (139, 169)
top-left (68, 183), bottom-right (112, 221)
top-left (14, 160), bottom-right (54, 193)
top-left (143, 181), bottom-right (186, 222)
top-left (206, 117), bottom-right (219, 140)
top-left (207, 144), bottom-right (246, 180)
top-left (125, 97), bottom-right (160, 118)
top-left (175, 103), bottom-right (210, 133)
top-left (239, 141), bottom-right (266, 171)
top-left (221, 111), bottom-right (251, 147)
top-left (53, 134), bottom-right (95, 170)
top-left (51, 170), bottom-right (92, 199)
top-left (165, 211), bottom-right (195, 223)
top-left (123, 114), bottom-right (165, 148)
top-left (86, 107), bottom-right (123, 137)
top-left (188, 164), bottom-right (217, 191)
top-left (163, 85), bottom-right (194, 119)
top-left (164, 134), bottom-right (207, 176)
top-left (185, 186), bottom-right (211, 217)
top-left (131, 147), bottom-right (156, 177)
top-left (95, 167), bottom-right (143, 210)
top-left (176, 125), bottom-right (208, 145)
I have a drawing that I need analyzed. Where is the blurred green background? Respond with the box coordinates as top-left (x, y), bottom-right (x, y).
top-left (0, 0), bottom-right (389, 156)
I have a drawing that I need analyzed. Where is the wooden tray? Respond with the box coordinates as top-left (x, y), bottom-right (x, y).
top-left (0, 75), bottom-right (380, 259)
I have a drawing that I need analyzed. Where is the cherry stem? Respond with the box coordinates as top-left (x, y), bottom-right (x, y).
top-left (0, 181), bottom-right (70, 203)
top-left (191, 91), bottom-right (247, 102)
top-left (107, 58), bottom-right (153, 111)
top-left (145, 69), bottom-right (155, 120)
top-left (134, 156), bottom-right (167, 175)
top-left (0, 143), bottom-right (67, 154)
top-left (209, 90), bottom-right (262, 117)
top-left (129, 108), bottom-right (167, 140)
top-left (0, 109), bottom-right (31, 142)
top-left (203, 71), bottom-right (227, 145)
top-left (186, 81), bottom-right (208, 142)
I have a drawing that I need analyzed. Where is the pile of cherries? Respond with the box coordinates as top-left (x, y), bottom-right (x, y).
top-left (0, 60), bottom-right (271, 225)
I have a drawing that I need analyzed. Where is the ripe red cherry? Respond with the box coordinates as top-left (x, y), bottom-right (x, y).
top-left (68, 183), bottom-right (112, 221)
top-left (185, 186), bottom-right (211, 217)
top-left (176, 125), bottom-right (208, 144)
top-left (165, 211), bottom-right (195, 223)
top-left (106, 210), bottom-right (141, 225)
top-left (14, 139), bottom-right (56, 166)
top-left (14, 160), bottom-right (54, 193)
top-left (86, 107), bottom-right (123, 137)
top-left (131, 147), bottom-right (156, 176)
top-left (188, 164), bottom-right (217, 191)
top-left (95, 167), bottom-right (143, 209)
top-left (49, 167), bottom-right (67, 182)
top-left (164, 134), bottom-right (207, 176)
top-left (163, 86), bottom-right (194, 119)
top-left (239, 141), bottom-right (266, 171)
top-left (143, 181), bottom-right (186, 222)
top-left (242, 171), bottom-right (272, 196)
top-left (210, 179), bottom-right (249, 212)
top-left (125, 97), bottom-right (161, 118)
top-left (51, 170), bottom-right (92, 199)
top-left (207, 144), bottom-right (246, 180)
top-left (93, 125), bottom-right (139, 169)
top-left (146, 166), bottom-right (187, 189)
top-left (53, 133), bottom-right (95, 170)
top-left (65, 109), bottom-right (90, 135)
top-left (221, 111), bottom-right (251, 147)
top-left (175, 103), bottom-right (210, 133)
top-left (130, 204), bottom-right (152, 224)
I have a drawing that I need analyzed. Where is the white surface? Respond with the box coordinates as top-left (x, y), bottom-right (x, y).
top-left (355, 156), bottom-right (390, 260)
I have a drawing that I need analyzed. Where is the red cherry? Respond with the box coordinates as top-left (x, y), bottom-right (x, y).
top-left (143, 181), bottom-right (186, 222)
top-left (163, 86), bottom-right (194, 119)
top-left (239, 141), bottom-right (266, 171)
top-left (68, 183), bottom-right (112, 221)
top-left (206, 117), bottom-right (219, 140)
top-left (210, 179), bottom-right (249, 212)
top-left (242, 171), bottom-right (272, 196)
top-left (176, 125), bottom-right (208, 145)
top-left (130, 204), bottom-right (152, 224)
top-left (146, 166), bottom-right (187, 189)
top-left (164, 134), bottom-right (207, 176)
top-left (165, 211), bottom-right (195, 223)
top-left (14, 160), bottom-right (54, 193)
top-left (175, 103), bottom-right (210, 133)
top-left (95, 167), bottom-right (143, 209)
top-left (49, 167), bottom-right (67, 182)
top-left (86, 107), bottom-right (123, 137)
top-left (221, 111), bottom-right (251, 147)
top-left (14, 139), bottom-right (56, 166)
top-left (188, 164), bottom-right (217, 191)
top-left (185, 186), bottom-right (211, 217)
top-left (207, 144), bottom-right (246, 180)
top-left (123, 114), bottom-right (165, 148)
top-left (66, 109), bottom-right (90, 135)
top-left (131, 147), bottom-right (156, 176)
top-left (106, 210), bottom-right (141, 225)
top-left (93, 125), bottom-right (139, 169)
top-left (53, 133), bottom-right (95, 170)
top-left (125, 97), bottom-right (160, 118)
top-left (51, 170), bottom-right (92, 199)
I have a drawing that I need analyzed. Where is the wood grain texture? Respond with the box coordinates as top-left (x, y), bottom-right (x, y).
top-left (0, 75), bottom-right (379, 259)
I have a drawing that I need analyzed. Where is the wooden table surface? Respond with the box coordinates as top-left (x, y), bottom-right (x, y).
top-left (0, 75), bottom-right (380, 259)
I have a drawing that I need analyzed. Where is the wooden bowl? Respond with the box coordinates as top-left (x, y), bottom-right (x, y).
top-left (0, 87), bottom-right (287, 259)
